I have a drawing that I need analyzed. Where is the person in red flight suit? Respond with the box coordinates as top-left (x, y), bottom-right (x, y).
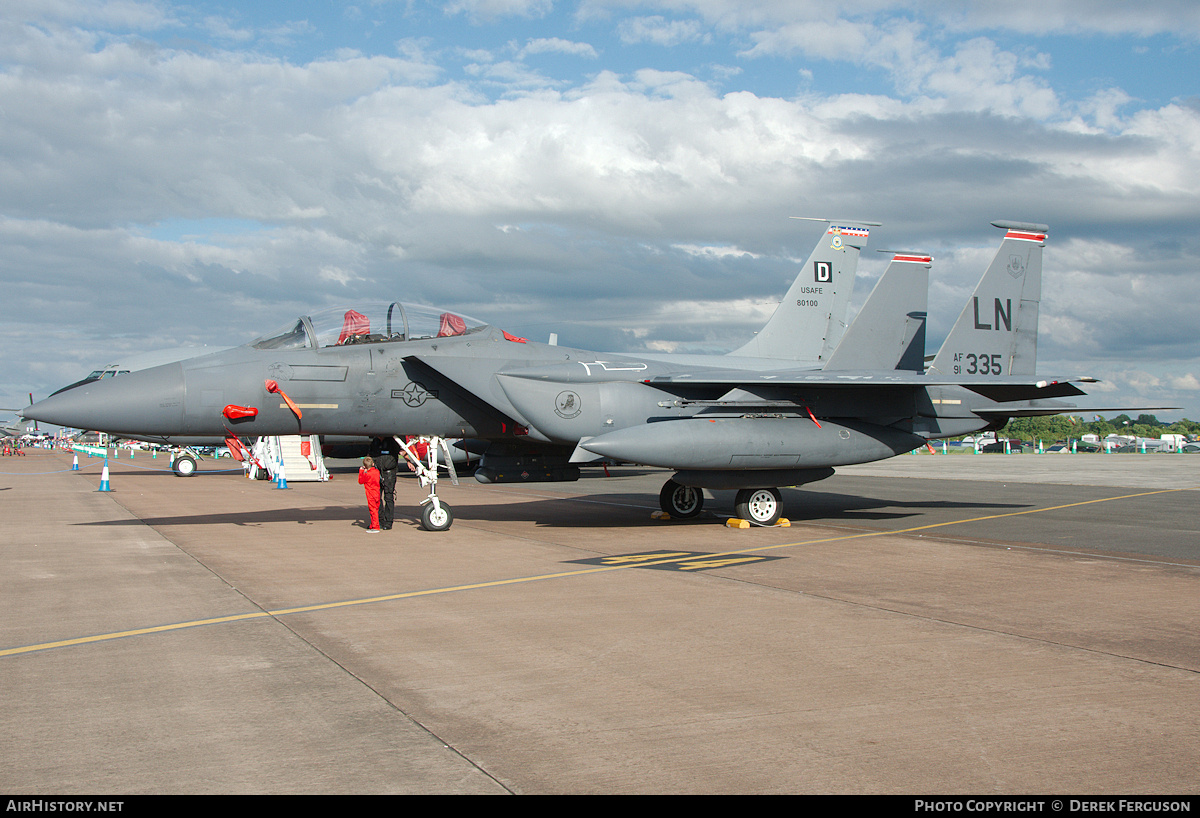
top-left (358, 456), bottom-right (382, 533)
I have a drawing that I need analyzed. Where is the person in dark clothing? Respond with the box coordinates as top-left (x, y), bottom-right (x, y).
top-left (368, 436), bottom-right (400, 530)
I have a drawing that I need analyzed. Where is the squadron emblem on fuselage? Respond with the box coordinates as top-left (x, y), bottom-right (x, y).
top-left (555, 390), bottom-right (582, 419)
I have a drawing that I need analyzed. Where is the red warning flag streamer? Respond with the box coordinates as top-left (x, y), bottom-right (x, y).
top-left (805, 406), bottom-right (822, 429)
top-left (265, 380), bottom-right (302, 421)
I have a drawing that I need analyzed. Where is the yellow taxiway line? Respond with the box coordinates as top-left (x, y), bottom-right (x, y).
top-left (3, 486), bottom-right (1193, 659)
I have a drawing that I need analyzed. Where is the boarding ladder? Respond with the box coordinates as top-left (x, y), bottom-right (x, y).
top-left (250, 435), bottom-right (329, 482)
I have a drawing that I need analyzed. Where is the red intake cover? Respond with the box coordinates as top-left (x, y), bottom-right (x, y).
top-left (223, 405), bottom-right (259, 420)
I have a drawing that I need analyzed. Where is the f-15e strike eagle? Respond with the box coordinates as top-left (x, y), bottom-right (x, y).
top-left (26, 219), bottom-right (1094, 529)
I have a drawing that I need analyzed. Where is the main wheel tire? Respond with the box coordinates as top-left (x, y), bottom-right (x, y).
top-left (420, 502), bottom-right (454, 531)
top-left (659, 480), bottom-right (704, 519)
top-left (735, 487), bottom-right (783, 525)
top-left (172, 454), bottom-right (197, 477)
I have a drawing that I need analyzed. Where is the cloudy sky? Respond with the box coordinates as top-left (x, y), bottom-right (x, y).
top-left (2, 0), bottom-right (1198, 422)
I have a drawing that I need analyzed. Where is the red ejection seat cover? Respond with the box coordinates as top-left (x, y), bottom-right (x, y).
top-left (338, 310), bottom-right (370, 343)
top-left (438, 312), bottom-right (466, 337)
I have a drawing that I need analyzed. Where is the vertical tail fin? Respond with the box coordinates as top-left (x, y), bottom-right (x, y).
top-left (928, 221), bottom-right (1046, 378)
top-left (730, 219), bottom-right (876, 363)
top-left (825, 252), bottom-right (930, 371)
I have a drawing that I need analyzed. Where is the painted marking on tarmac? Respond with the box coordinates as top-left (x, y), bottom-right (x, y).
top-left (2, 486), bottom-right (1194, 658)
top-left (568, 550), bottom-right (783, 571)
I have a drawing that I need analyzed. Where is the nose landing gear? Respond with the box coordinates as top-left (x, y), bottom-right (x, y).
top-left (399, 436), bottom-right (459, 531)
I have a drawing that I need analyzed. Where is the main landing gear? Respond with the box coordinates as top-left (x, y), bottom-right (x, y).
top-left (658, 480), bottom-right (785, 526)
top-left (659, 479), bottom-right (704, 519)
top-left (733, 487), bottom-right (783, 526)
top-left (399, 436), bottom-right (458, 531)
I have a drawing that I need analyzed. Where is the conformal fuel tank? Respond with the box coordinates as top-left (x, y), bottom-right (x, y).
top-left (580, 416), bottom-right (924, 470)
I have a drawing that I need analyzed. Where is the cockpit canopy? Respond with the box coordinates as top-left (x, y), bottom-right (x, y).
top-left (252, 302), bottom-right (490, 351)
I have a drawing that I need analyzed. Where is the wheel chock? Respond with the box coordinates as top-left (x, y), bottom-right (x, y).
top-left (651, 510), bottom-right (672, 520)
top-left (726, 517), bottom-right (791, 529)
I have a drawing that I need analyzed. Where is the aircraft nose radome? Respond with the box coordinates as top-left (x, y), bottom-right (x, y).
top-left (26, 363), bottom-right (186, 435)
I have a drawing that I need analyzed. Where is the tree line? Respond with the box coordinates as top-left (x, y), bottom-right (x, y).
top-left (995, 414), bottom-right (1200, 443)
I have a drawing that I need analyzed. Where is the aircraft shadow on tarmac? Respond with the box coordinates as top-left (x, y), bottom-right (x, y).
top-left (77, 504), bottom-right (375, 529)
top-left (772, 488), bottom-right (1028, 522)
top-left (73, 486), bottom-right (1028, 530)
top-left (74, 496), bottom-right (665, 530)
top-left (74, 457), bottom-right (1027, 528)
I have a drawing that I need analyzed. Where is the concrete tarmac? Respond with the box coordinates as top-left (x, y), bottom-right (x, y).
top-left (2, 449), bottom-right (1198, 794)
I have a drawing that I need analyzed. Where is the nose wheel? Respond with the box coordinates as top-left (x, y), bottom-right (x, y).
top-left (420, 500), bottom-right (454, 532)
top-left (171, 450), bottom-right (198, 477)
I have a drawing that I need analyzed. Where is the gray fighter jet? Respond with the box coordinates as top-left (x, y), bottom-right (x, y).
top-left (25, 220), bottom-right (1093, 529)
top-left (0, 415), bottom-right (34, 439)
top-left (48, 346), bottom-right (234, 397)
top-left (32, 220), bottom-right (874, 485)
top-left (2, 394), bottom-right (39, 439)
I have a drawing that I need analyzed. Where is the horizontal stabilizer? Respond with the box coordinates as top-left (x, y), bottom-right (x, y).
top-left (963, 381), bottom-right (1089, 401)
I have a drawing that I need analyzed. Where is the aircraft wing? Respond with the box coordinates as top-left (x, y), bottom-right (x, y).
top-left (640, 369), bottom-right (1096, 400)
